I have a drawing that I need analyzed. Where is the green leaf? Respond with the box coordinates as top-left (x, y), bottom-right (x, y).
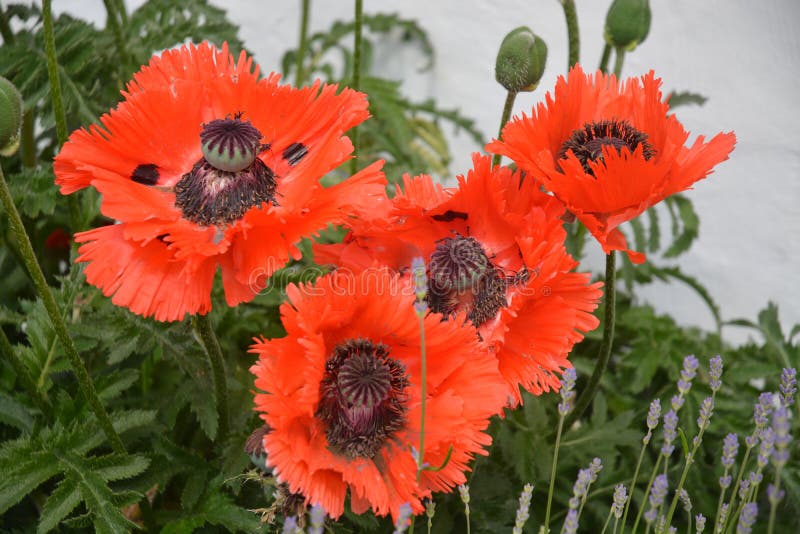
top-left (89, 453), bottom-right (151, 482)
top-left (96, 369), bottom-right (140, 401)
top-left (6, 163), bottom-right (59, 217)
top-left (0, 391), bottom-right (35, 433)
top-left (0, 450), bottom-right (60, 513)
top-left (37, 478), bottom-right (82, 534)
top-left (663, 195), bottom-right (699, 258)
top-left (667, 91), bottom-right (708, 109)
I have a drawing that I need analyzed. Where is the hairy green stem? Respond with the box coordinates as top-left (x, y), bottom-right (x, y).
top-left (42, 0), bottom-right (82, 233)
top-left (349, 0), bottom-right (363, 176)
top-left (20, 111), bottom-right (36, 168)
top-left (0, 325), bottom-right (51, 412)
top-left (492, 90), bottom-right (517, 168)
top-left (113, 0), bottom-right (128, 27)
top-left (544, 414), bottom-right (566, 530)
top-left (613, 47), bottom-right (626, 78)
top-left (101, 0), bottom-right (131, 72)
top-left (599, 43), bottom-right (612, 73)
top-left (0, 161), bottom-right (125, 452)
top-left (295, 0), bottom-right (311, 86)
top-left (560, 0), bottom-right (580, 69)
top-left (0, 0), bottom-right (14, 44)
top-left (192, 314), bottom-right (229, 442)
top-left (567, 251), bottom-right (616, 425)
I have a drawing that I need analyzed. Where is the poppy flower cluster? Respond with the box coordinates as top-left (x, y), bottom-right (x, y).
top-left (54, 42), bottom-right (735, 524)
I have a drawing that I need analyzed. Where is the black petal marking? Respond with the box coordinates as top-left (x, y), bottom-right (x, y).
top-left (131, 164), bottom-right (159, 186)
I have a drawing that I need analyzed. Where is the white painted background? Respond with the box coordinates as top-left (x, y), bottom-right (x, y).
top-left (59, 0), bottom-right (800, 345)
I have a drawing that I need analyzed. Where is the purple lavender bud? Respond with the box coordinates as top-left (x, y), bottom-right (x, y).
top-left (719, 475), bottom-right (732, 489)
top-left (721, 433), bottom-right (739, 469)
top-left (308, 504), bottom-right (325, 534)
top-left (393, 503), bottom-right (413, 534)
top-left (709, 355), bottom-right (723, 392)
top-left (458, 484), bottom-right (470, 505)
top-left (568, 458), bottom-right (603, 509)
top-left (719, 503), bottom-right (730, 528)
top-left (563, 508), bottom-right (579, 534)
top-left (696, 396), bottom-right (715, 431)
top-left (745, 434), bottom-right (758, 449)
top-left (738, 478), bottom-right (751, 500)
top-left (695, 513), bottom-right (707, 533)
top-left (677, 355), bottom-right (699, 395)
top-left (411, 257), bottom-right (429, 316)
top-left (677, 488), bottom-right (691, 512)
top-left (588, 457), bottom-right (603, 482)
top-left (611, 484), bottom-right (627, 518)
top-left (779, 368), bottom-right (797, 407)
top-left (771, 404), bottom-right (791, 467)
top-left (666, 527), bottom-right (677, 534)
top-left (512, 483), bottom-right (533, 534)
top-left (648, 474), bottom-right (669, 508)
top-left (749, 471), bottom-right (763, 485)
top-left (661, 410), bottom-right (678, 457)
top-left (757, 427), bottom-right (775, 468)
top-left (647, 399), bottom-right (661, 430)
top-left (754, 392), bottom-right (773, 430)
top-left (671, 394), bottom-right (685, 412)
top-left (282, 517), bottom-right (298, 534)
top-left (643, 508), bottom-right (657, 524)
top-left (767, 483), bottom-right (785, 503)
top-left (736, 502), bottom-right (757, 534)
top-left (558, 367), bottom-right (577, 416)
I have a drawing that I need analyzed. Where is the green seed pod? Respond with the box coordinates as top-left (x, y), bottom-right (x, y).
top-left (0, 76), bottom-right (23, 157)
top-left (605, 0), bottom-right (652, 51)
top-left (495, 26), bottom-right (548, 93)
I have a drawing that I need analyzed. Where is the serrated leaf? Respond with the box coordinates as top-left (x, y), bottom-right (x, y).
top-left (37, 478), bottom-right (82, 534)
top-left (90, 453), bottom-right (150, 482)
top-left (181, 470), bottom-right (207, 511)
top-left (0, 391), bottom-right (35, 432)
top-left (6, 163), bottom-right (59, 217)
top-left (97, 369), bottom-right (140, 401)
top-left (0, 450), bottom-right (60, 513)
top-left (663, 195), bottom-right (699, 258)
top-left (111, 409), bottom-right (158, 435)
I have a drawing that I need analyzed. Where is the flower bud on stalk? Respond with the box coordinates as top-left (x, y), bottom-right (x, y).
top-left (495, 26), bottom-right (548, 92)
top-left (604, 0), bottom-right (652, 51)
top-left (0, 76), bottom-right (23, 156)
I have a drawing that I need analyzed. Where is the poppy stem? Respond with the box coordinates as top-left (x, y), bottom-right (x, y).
top-left (566, 250), bottom-right (616, 426)
top-left (101, 0), bottom-right (132, 73)
top-left (0, 323), bottom-right (51, 413)
top-left (0, 161), bottom-right (126, 453)
top-left (491, 91), bottom-right (517, 168)
top-left (599, 43), bottom-right (612, 73)
top-left (42, 0), bottom-right (82, 233)
top-left (192, 314), bottom-right (230, 442)
top-left (560, 0), bottom-right (580, 69)
top-left (295, 0), bottom-right (311, 87)
top-left (349, 0), bottom-right (363, 176)
top-left (613, 47), bottom-right (626, 78)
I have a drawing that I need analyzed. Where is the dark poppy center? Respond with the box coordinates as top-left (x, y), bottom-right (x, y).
top-left (173, 116), bottom-right (277, 226)
top-left (427, 236), bottom-right (508, 327)
top-left (558, 119), bottom-right (654, 175)
top-left (316, 339), bottom-right (409, 459)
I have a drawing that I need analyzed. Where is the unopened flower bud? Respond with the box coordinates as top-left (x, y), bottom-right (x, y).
top-left (495, 27), bottom-right (547, 92)
top-left (0, 76), bottom-right (23, 156)
top-left (604, 0), bottom-right (652, 51)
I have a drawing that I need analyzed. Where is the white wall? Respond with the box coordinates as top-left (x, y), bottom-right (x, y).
top-left (58, 1), bottom-right (800, 345)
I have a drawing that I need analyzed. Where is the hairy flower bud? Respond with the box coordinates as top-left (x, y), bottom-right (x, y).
top-left (0, 76), bottom-right (23, 156)
top-left (495, 26), bottom-right (548, 92)
top-left (604, 0), bottom-right (652, 51)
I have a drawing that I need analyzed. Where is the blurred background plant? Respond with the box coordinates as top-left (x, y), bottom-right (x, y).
top-left (0, 0), bottom-right (796, 532)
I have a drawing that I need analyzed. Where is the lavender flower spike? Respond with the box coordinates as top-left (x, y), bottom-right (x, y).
top-left (709, 355), bottom-right (723, 392)
top-left (721, 433), bottom-right (739, 469)
top-left (611, 484), bottom-right (627, 518)
top-left (393, 503), bottom-right (413, 534)
top-left (644, 474), bottom-right (668, 524)
top-left (771, 404), bottom-right (791, 468)
top-left (512, 484), bottom-right (534, 534)
top-left (736, 502), bottom-right (757, 534)
top-left (563, 508), bottom-right (579, 534)
top-left (661, 410), bottom-right (679, 457)
top-left (695, 513), bottom-right (707, 533)
top-left (643, 399), bottom-right (661, 445)
top-left (696, 396), bottom-right (715, 432)
top-left (308, 504), bottom-right (325, 534)
top-left (558, 367), bottom-right (578, 416)
top-left (411, 257), bottom-right (429, 316)
top-left (779, 367), bottom-right (797, 407)
top-left (677, 355), bottom-right (699, 395)
top-left (677, 488), bottom-right (691, 512)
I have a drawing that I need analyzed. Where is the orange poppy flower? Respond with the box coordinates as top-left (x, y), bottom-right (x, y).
top-left (315, 154), bottom-right (602, 404)
top-left (54, 42), bottom-right (386, 321)
top-left (250, 271), bottom-right (507, 519)
top-left (486, 65), bottom-right (736, 263)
